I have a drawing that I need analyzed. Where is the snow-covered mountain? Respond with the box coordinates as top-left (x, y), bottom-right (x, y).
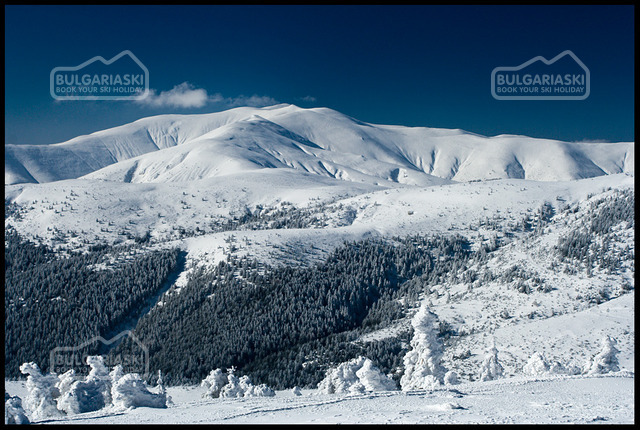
top-left (5, 104), bottom-right (634, 185)
top-left (4, 104), bottom-right (634, 425)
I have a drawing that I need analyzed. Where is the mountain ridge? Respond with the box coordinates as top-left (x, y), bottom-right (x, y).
top-left (5, 104), bottom-right (634, 185)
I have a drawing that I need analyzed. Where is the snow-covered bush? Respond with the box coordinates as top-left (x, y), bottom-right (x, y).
top-left (110, 368), bottom-right (167, 410)
top-left (479, 340), bottom-right (503, 382)
top-left (202, 368), bottom-right (276, 399)
top-left (355, 358), bottom-right (397, 392)
top-left (201, 369), bottom-right (228, 399)
top-left (444, 371), bottom-right (459, 386)
top-left (55, 369), bottom-right (77, 404)
top-left (523, 352), bottom-right (550, 377)
top-left (584, 335), bottom-right (620, 375)
top-left (291, 386), bottom-right (302, 396)
top-left (219, 373), bottom-right (246, 398)
top-left (19, 358), bottom-right (168, 419)
top-left (522, 352), bottom-right (580, 377)
top-left (317, 356), bottom-right (397, 395)
top-left (56, 356), bottom-right (111, 414)
top-left (239, 376), bottom-right (276, 398)
top-left (19, 362), bottom-right (62, 420)
top-left (5, 392), bottom-right (30, 425)
top-left (400, 303), bottom-right (446, 391)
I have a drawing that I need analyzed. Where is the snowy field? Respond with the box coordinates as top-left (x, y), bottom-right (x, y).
top-left (5, 373), bottom-right (634, 424)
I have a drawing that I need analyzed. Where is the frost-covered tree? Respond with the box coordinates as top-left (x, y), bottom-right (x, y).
top-left (584, 335), bottom-right (620, 375)
top-left (239, 375), bottom-right (276, 398)
top-left (55, 369), bottom-right (77, 410)
top-left (201, 369), bottom-right (228, 399)
top-left (19, 362), bottom-right (62, 421)
top-left (479, 340), bottom-right (503, 382)
top-left (219, 371), bottom-right (244, 398)
top-left (355, 357), bottom-right (397, 392)
top-left (443, 371), bottom-right (459, 386)
top-left (110, 369), bottom-right (167, 410)
top-left (523, 352), bottom-right (550, 377)
top-left (5, 392), bottom-right (30, 425)
top-left (56, 356), bottom-right (112, 414)
top-left (317, 356), bottom-right (397, 395)
top-left (202, 368), bottom-right (276, 398)
top-left (400, 303), bottom-right (446, 391)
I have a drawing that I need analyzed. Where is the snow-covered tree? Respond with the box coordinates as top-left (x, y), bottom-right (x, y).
top-left (584, 335), bottom-right (620, 375)
top-left (202, 368), bottom-right (276, 399)
top-left (57, 356), bottom-right (112, 414)
top-left (444, 371), bottom-right (459, 386)
top-left (291, 386), bottom-right (302, 396)
top-left (19, 362), bottom-right (62, 421)
top-left (5, 392), bottom-right (30, 425)
top-left (318, 356), bottom-right (397, 395)
top-left (479, 340), bottom-right (503, 382)
top-left (523, 352), bottom-right (550, 377)
top-left (55, 369), bottom-right (77, 409)
top-left (400, 303), bottom-right (446, 391)
top-left (239, 375), bottom-right (276, 398)
top-left (355, 357), bottom-right (397, 392)
top-left (219, 371), bottom-right (244, 398)
top-left (110, 370), bottom-right (167, 410)
top-left (201, 369), bottom-right (228, 399)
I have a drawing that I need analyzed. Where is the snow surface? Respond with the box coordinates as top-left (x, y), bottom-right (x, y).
top-left (4, 373), bottom-right (634, 424)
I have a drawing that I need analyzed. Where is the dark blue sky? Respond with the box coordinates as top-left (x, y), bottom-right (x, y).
top-left (4, 5), bottom-right (635, 145)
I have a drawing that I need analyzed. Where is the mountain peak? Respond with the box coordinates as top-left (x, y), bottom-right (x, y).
top-left (4, 105), bottom-right (634, 185)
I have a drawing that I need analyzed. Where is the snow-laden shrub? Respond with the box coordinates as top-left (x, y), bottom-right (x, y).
top-left (239, 376), bottom-right (276, 398)
top-left (291, 386), bottom-right (302, 396)
top-left (219, 373), bottom-right (246, 398)
top-left (5, 392), bottom-right (30, 425)
top-left (201, 369), bottom-right (228, 399)
top-left (548, 361), bottom-right (581, 376)
top-left (317, 356), bottom-right (397, 395)
top-left (584, 335), bottom-right (620, 375)
top-left (523, 352), bottom-right (550, 377)
top-left (523, 353), bottom-right (580, 377)
top-left (19, 362), bottom-right (62, 421)
top-left (479, 341), bottom-right (503, 382)
top-left (400, 303), bottom-right (446, 391)
top-left (202, 368), bottom-right (276, 399)
top-left (110, 367), bottom-right (167, 410)
top-left (444, 371), bottom-right (459, 386)
top-left (56, 356), bottom-right (111, 414)
top-left (19, 358), bottom-right (168, 418)
top-left (55, 369), bottom-right (77, 404)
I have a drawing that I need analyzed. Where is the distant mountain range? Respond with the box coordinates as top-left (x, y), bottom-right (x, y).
top-left (5, 104), bottom-right (634, 185)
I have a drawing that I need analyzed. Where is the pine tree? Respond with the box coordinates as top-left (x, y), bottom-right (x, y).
top-left (479, 339), bottom-right (503, 381)
top-left (400, 302), bottom-right (446, 391)
top-left (585, 335), bottom-right (620, 375)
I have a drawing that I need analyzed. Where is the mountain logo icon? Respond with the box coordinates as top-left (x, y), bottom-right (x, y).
top-left (50, 50), bottom-right (149, 101)
top-left (49, 330), bottom-right (149, 377)
top-left (491, 50), bottom-right (590, 100)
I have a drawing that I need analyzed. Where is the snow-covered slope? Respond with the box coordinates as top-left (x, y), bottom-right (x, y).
top-left (5, 104), bottom-right (634, 185)
top-left (5, 373), bottom-right (634, 424)
top-left (4, 104), bottom-right (634, 426)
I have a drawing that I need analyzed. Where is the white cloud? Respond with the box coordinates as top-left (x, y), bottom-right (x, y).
top-left (138, 82), bottom-right (278, 109)
top-left (138, 82), bottom-right (209, 108)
